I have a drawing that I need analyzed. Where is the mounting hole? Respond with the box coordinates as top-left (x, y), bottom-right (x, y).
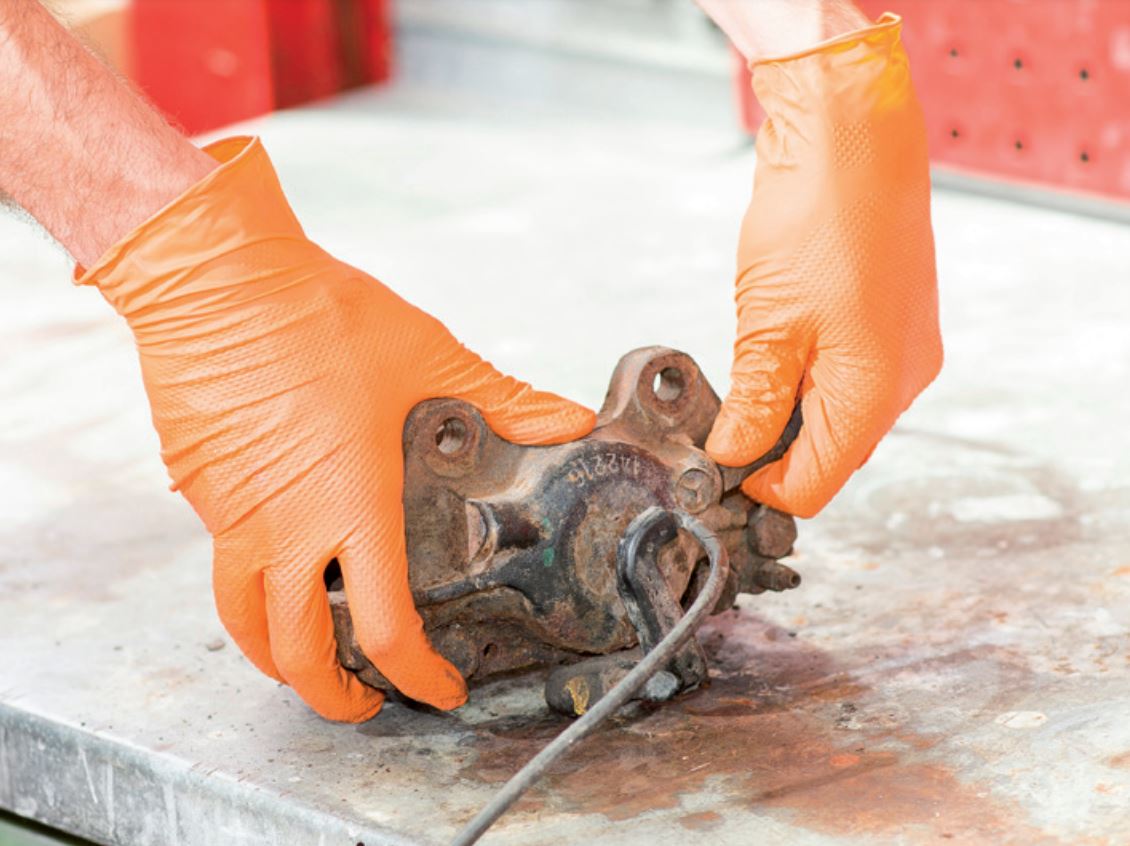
top-left (1080, 150), bottom-right (1091, 163)
top-left (1013, 57), bottom-right (1024, 70)
top-left (950, 127), bottom-right (960, 139)
top-left (652, 367), bottom-right (685, 403)
top-left (1014, 139), bottom-right (1025, 152)
top-left (1080, 67), bottom-right (1090, 81)
top-left (482, 643), bottom-right (496, 657)
top-left (948, 47), bottom-right (959, 58)
top-left (435, 417), bottom-right (468, 455)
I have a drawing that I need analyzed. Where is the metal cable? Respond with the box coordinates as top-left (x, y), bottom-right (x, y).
top-left (449, 507), bottom-right (729, 846)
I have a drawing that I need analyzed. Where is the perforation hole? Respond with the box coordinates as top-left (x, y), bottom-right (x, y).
top-left (435, 417), bottom-right (468, 455)
top-left (652, 367), bottom-right (684, 402)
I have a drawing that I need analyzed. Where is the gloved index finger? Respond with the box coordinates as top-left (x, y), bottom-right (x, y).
top-left (427, 345), bottom-right (596, 447)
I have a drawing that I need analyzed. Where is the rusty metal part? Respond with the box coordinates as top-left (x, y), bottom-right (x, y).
top-left (451, 507), bottom-right (731, 846)
top-left (544, 652), bottom-right (682, 716)
top-left (749, 504), bottom-right (799, 558)
top-left (544, 504), bottom-right (726, 718)
top-left (329, 346), bottom-right (801, 706)
top-left (753, 561), bottom-right (803, 592)
top-left (616, 508), bottom-right (709, 694)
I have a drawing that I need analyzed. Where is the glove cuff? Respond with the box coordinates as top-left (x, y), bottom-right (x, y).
top-left (750, 12), bottom-right (903, 70)
top-left (74, 136), bottom-right (313, 330)
top-left (749, 13), bottom-right (914, 136)
top-left (745, 11), bottom-right (930, 200)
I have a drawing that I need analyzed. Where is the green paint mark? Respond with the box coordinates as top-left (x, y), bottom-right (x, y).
top-left (542, 547), bottom-right (555, 568)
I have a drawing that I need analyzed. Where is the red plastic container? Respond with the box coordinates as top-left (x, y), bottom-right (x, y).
top-left (131, 0), bottom-right (392, 136)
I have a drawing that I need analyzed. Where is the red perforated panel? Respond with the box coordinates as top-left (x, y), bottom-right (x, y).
top-left (735, 1), bottom-right (1130, 204)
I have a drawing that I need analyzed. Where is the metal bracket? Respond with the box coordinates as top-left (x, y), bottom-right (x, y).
top-left (329, 346), bottom-right (801, 713)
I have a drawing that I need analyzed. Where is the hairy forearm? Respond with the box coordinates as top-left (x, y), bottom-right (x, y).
top-left (698, 0), bottom-right (870, 61)
top-left (0, 0), bottom-right (215, 267)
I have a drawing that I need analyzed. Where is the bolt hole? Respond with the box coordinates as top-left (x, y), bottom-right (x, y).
top-left (948, 47), bottom-right (958, 58)
top-left (652, 367), bottom-right (684, 402)
top-left (1080, 67), bottom-right (1090, 81)
top-left (435, 417), bottom-right (468, 455)
top-left (482, 643), bottom-right (495, 657)
top-left (1080, 150), bottom-right (1090, 163)
top-left (1014, 139), bottom-right (1024, 152)
top-left (950, 128), bottom-right (960, 139)
top-left (787, 572), bottom-right (801, 588)
top-left (1013, 57), bottom-right (1023, 70)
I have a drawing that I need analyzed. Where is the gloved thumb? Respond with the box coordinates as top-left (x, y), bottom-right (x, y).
top-left (707, 334), bottom-right (805, 466)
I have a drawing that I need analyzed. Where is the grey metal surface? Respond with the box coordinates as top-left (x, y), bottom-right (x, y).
top-left (2, 4), bottom-right (1130, 845)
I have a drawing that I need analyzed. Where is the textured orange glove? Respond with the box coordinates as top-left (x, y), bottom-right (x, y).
top-left (706, 14), bottom-right (942, 518)
top-left (77, 137), bottom-right (595, 721)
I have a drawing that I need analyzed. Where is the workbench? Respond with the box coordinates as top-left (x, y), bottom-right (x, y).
top-left (2, 6), bottom-right (1129, 844)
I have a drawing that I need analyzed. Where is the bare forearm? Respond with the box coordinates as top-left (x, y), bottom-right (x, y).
top-left (698, 0), bottom-right (871, 61)
top-left (0, 0), bottom-right (215, 267)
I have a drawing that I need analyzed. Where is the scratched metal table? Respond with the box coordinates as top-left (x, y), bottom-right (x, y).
top-left (2, 7), bottom-right (1130, 845)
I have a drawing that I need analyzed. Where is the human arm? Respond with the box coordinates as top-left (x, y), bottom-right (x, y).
top-left (699, 0), bottom-right (870, 61)
top-left (0, 0), bottom-right (216, 267)
top-left (697, 0), bottom-right (943, 516)
top-left (0, 1), bottom-right (596, 720)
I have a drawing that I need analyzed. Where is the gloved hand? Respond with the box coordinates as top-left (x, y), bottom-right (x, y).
top-left (705, 14), bottom-right (943, 518)
top-left (77, 137), bottom-right (596, 721)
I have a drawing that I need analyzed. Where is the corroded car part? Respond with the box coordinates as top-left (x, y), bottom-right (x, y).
top-left (329, 346), bottom-right (801, 711)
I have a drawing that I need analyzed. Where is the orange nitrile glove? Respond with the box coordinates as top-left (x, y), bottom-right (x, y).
top-left (706, 14), bottom-right (942, 518)
top-left (76, 137), bottom-right (596, 722)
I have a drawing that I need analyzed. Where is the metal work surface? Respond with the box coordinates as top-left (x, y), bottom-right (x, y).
top-left (3, 9), bottom-right (1130, 846)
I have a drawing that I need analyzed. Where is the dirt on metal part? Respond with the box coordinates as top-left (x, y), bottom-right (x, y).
top-left (457, 617), bottom-right (1076, 845)
top-left (330, 346), bottom-right (800, 698)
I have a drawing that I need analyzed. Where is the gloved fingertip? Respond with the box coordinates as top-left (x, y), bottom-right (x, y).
top-left (489, 396), bottom-right (597, 446)
top-left (705, 410), bottom-right (765, 467)
top-left (704, 420), bottom-right (740, 466)
top-left (741, 466), bottom-right (825, 519)
top-left (407, 656), bottom-right (468, 711)
top-left (540, 402), bottom-right (598, 444)
top-left (431, 682), bottom-right (470, 712)
top-left (338, 687), bottom-right (386, 724)
top-left (296, 673), bottom-right (386, 723)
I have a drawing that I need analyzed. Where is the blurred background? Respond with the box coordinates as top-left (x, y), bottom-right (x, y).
top-left (52, 0), bottom-right (1130, 206)
top-left (3, 3), bottom-right (1130, 845)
